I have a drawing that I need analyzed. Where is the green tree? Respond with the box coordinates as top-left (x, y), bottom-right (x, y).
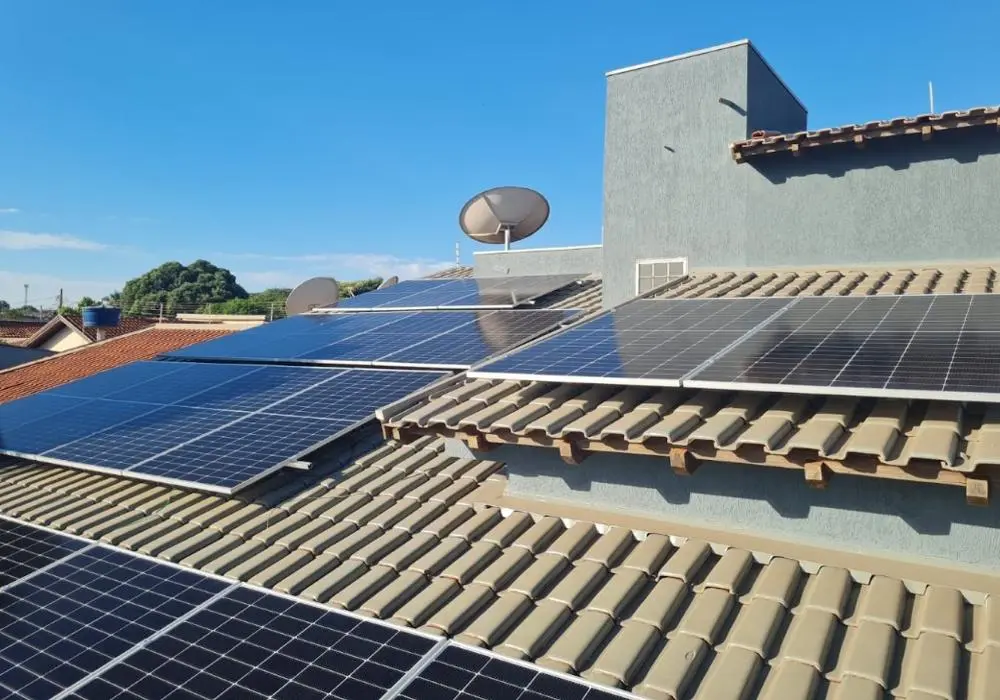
top-left (0, 300), bottom-right (9, 313)
top-left (339, 277), bottom-right (382, 297)
top-left (120, 260), bottom-right (247, 315)
top-left (76, 296), bottom-right (98, 310)
top-left (204, 288), bottom-right (291, 315)
top-left (102, 290), bottom-right (122, 307)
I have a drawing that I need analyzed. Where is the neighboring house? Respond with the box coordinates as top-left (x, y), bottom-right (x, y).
top-left (1, 40), bottom-right (999, 700)
top-left (22, 313), bottom-right (155, 352)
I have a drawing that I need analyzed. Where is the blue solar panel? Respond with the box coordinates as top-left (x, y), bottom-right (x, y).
top-left (45, 406), bottom-right (241, 470)
top-left (333, 275), bottom-right (584, 310)
top-left (164, 309), bottom-right (573, 368)
top-left (129, 414), bottom-right (354, 489)
top-left (0, 363), bottom-right (446, 493)
top-left (47, 362), bottom-right (188, 400)
top-left (0, 399), bottom-right (160, 456)
top-left (470, 298), bottom-right (793, 385)
top-left (0, 545), bottom-right (227, 699)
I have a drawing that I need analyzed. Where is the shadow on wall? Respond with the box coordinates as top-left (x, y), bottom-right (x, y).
top-left (750, 128), bottom-right (1000, 184)
top-left (493, 445), bottom-right (1000, 538)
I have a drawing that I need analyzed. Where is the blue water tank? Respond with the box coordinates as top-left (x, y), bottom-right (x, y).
top-left (81, 306), bottom-right (121, 328)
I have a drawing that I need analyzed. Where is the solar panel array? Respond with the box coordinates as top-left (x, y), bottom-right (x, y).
top-left (0, 362), bottom-right (445, 492)
top-left (471, 293), bottom-right (1000, 403)
top-left (687, 294), bottom-right (1000, 400)
top-left (471, 298), bottom-right (793, 386)
top-left (0, 519), bottom-right (640, 700)
top-left (166, 309), bottom-right (574, 368)
top-left (332, 274), bottom-right (584, 310)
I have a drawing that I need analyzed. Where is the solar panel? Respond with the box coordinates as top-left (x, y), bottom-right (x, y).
top-left (0, 546), bottom-right (227, 699)
top-left (469, 298), bottom-right (793, 386)
top-left (0, 519), bottom-right (87, 589)
top-left (396, 644), bottom-right (632, 700)
top-left (165, 309), bottom-right (574, 369)
top-left (0, 364), bottom-right (446, 493)
top-left (687, 294), bottom-right (1000, 401)
top-left (332, 274), bottom-right (584, 311)
top-left (69, 586), bottom-right (438, 700)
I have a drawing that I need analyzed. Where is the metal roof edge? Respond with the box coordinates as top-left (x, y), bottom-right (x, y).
top-left (605, 39), bottom-right (750, 77)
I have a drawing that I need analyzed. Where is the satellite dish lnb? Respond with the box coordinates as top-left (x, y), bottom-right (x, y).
top-left (286, 277), bottom-right (339, 315)
top-left (459, 186), bottom-right (550, 251)
top-left (377, 276), bottom-right (399, 290)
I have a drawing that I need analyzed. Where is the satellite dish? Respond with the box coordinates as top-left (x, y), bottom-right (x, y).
top-left (459, 186), bottom-right (550, 251)
top-left (285, 277), bottom-right (339, 315)
top-left (378, 276), bottom-right (399, 290)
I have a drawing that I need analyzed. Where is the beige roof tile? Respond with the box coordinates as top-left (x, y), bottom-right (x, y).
top-left (587, 568), bottom-right (647, 620)
top-left (898, 632), bottom-right (961, 700)
top-left (328, 564), bottom-right (398, 611)
top-left (494, 600), bottom-right (573, 659)
top-left (691, 645), bottom-right (763, 700)
top-left (454, 591), bottom-right (533, 648)
top-left (627, 577), bottom-right (687, 632)
top-left (907, 585), bottom-right (966, 641)
top-left (657, 539), bottom-right (711, 583)
top-left (390, 577), bottom-right (461, 628)
top-left (673, 587), bottom-right (734, 644)
top-left (582, 621), bottom-right (659, 688)
top-left (248, 549), bottom-right (314, 589)
top-left (779, 608), bottom-right (839, 671)
top-left (834, 620), bottom-right (897, 689)
top-left (537, 610), bottom-right (614, 674)
top-left (723, 597), bottom-right (786, 657)
top-left (507, 553), bottom-right (570, 600)
top-left (796, 565), bottom-right (853, 618)
top-left (357, 569), bottom-right (427, 618)
top-left (472, 547), bottom-right (534, 592)
top-left (423, 582), bottom-right (495, 635)
top-left (618, 534), bottom-right (673, 575)
top-left (635, 633), bottom-right (709, 700)
top-left (699, 547), bottom-right (753, 594)
top-left (748, 556), bottom-right (802, 607)
top-left (546, 560), bottom-right (608, 610)
top-left (300, 559), bottom-right (368, 603)
top-left (759, 659), bottom-right (822, 700)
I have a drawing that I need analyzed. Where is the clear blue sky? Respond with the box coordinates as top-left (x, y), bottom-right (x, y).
top-left (1, 1), bottom-right (996, 306)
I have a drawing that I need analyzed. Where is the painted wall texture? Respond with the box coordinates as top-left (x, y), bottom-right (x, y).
top-left (601, 40), bottom-right (1000, 307)
top-left (473, 245), bottom-right (603, 277)
top-left (492, 444), bottom-right (1000, 572)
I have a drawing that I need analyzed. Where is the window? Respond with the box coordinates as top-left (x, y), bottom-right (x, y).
top-left (636, 257), bottom-right (688, 295)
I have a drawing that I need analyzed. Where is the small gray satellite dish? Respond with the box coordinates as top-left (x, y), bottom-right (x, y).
top-left (286, 277), bottom-right (339, 315)
top-left (459, 186), bottom-right (550, 251)
top-left (377, 276), bottom-right (399, 290)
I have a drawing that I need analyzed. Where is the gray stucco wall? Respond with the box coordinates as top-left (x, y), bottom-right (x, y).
top-left (602, 43), bottom-right (806, 308)
top-left (743, 132), bottom-right (1000, 268)
top-left (473, 245), bottom-right (603, 277)
top-left (491, 445), bottom-right (1000, 571)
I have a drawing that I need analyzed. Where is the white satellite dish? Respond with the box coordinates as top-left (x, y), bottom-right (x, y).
top-left (378, 276), bottom-right (399, 290)
top-left (459, 186), bottom-right (550, 251)
top-left (285, 277), bottom-right (339, 315)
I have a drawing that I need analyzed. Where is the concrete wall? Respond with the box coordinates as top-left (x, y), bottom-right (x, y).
top-left (492, 445), bottom-right (1000, 571)
top-left (473, 245), bottom-right (603, 277)
top-left (601, 42), bottom-right (805, 308)
top-left (743, 131), bottom-right (1000, 268)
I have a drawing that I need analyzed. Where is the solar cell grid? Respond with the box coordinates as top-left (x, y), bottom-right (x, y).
top-left (687, 294), bottom-right (1000, 400)
top-left (332, 274), bottom-right (583, 310)
top-left (0, 546), bottom-right (226, 699)
top-left (0, 362), bottom-right (446, 493)
top-left (470, 298), bottom-right (793, 385)
top-left (0, 520), bottom-right (86, 589)
top-left (128, 414), bottom-right (353, 489)
top-left (397, 645), bottom-right (629, 700)
top-left (69, 586), bottom-right (438, 700)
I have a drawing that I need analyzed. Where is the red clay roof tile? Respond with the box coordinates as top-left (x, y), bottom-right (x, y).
top-left (0, 327), bottom-right (233, 403)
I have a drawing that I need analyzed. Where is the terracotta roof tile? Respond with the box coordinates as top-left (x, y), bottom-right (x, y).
top-left (0, 326), bottom-right (233, 403)
top-left (732, 106), bottom-right (1000, 161)
top-left (0, 320), bottom-right (45, 339)
top-left (0, 437), bottom-right (997, 698)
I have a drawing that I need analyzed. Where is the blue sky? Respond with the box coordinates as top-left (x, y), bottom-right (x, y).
top-left (0, 2), bottom-right (996, 306)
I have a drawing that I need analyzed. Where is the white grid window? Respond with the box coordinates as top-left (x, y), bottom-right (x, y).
top-left (636, 257), bottom-right (688, 294)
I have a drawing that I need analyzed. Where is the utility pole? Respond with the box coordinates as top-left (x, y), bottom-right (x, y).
top-left (929, 82), bottom-right (935, 113)
top-left (58, 288), bottom-right (64, 310)
top-left (23, 284), bottom-right (28, 310)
